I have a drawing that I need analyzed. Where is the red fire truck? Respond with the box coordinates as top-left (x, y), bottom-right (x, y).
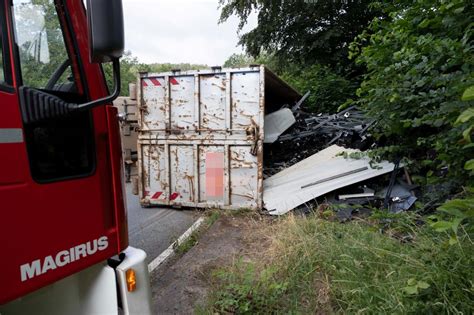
top-left (0, 0), bottom-right (152, 313)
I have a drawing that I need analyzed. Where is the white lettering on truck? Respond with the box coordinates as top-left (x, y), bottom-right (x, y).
top-left (20, 236), bottom-right (109, 282)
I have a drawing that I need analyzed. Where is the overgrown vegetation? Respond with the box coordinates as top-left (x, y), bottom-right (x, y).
top-left (280, 64), bottom-right (356, 113)
top-left (174, 211), bottom-right (220, 255)
top-left (222, 0), bottom-right (473, 201)
top-left (351, 0), bottom-right (473, 195)
top-left (218, 0), bottom-right (383, 113)
top-left (202, 213), bottom-right (474, 314)
top-left (211, 1), bottom-right (474, 312)
top-left (223, 53), bottom-right (356, 113)
top-left (219, 0), bottom-right (382, 72)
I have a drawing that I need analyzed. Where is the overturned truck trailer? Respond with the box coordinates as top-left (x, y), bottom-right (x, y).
top-left (137, 66), bottom-right (301, 210)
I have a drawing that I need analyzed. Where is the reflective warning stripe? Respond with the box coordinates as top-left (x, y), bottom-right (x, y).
top-left (142, 78), bottom-right (162, 87)
top-left (150, 78), bottom-right (161, 86)
top-left (0, 128), bottom-right (23, 144)
top-left (146, 191), bottom-right (179, 201)
top-left (151, 192), bottom-right (162, 199)
top-left (169, 192), bottom-right (180, 201)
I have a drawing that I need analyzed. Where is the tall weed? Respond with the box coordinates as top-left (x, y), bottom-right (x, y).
top-left (204, 214), bottom-right (474, 314)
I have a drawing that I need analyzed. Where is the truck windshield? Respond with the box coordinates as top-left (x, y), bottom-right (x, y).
top-left (12, 0), bottom-right (77, 92)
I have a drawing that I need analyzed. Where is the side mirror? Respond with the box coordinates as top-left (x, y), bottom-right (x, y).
top-left (87, 0), bottom-right (124, 63)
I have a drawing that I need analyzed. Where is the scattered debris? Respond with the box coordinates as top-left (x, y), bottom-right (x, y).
top-left (336, 207), bottom-right (354, 222)
top-left (379, 181), bottom-right (418, 213)
top-left (281, 106), bottom-right (372, 143)
top-left (291, 90), bottom-right (311, 112)
top-left (301, 166), bottom-right (369, 189)
top-left (264, 106), bottom-right (374, 177)
top-left (261, 103), bottom-right (421, 218)
top-left (263, 145), bottom-right (395, 216)
top-left (264, 108), bottom-right (296, 143)
top-left (339, 192), bottom-right (375, 200)
top-left (391, 196), bottom-right (417, 213)
top-left (132, 66), bottom-right (418, 218)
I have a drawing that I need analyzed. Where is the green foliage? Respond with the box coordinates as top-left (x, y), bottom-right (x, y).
top-left (206, 210), bottom-right (221, 226)
top-left (16, 0), bottom-right (72, 89)
top-left (103, 51), bottom-right (208, 96)
top-left (403, 278), bottom-right (431, 296)
top-left (222, 53), bottom-right (356, 112)
top-left (219, 0), bottom-right (383, 73)
top-left (223, 53), bottom-right (255, 68)
top-left (462, 85), bottom-right (474, 101)
top-left (203, 215), bottom-right (474, 314)
top-left (102, 51), bottom-right (146, 95)
top-left (352, 0), bottom-right (474, 193)
top-left (457, 107), bottom-right (474, 124)
top-left (206, 262), bottom-right (288, 314)
top-left (146, 62), bottom-right (208, 73)
top-left (174, 232), bottom-right (199, 255)
top-left (429, 188), bottom-right (474, 245)
top-left (280, 64), bottom-right (356, 113)
top-left (174, 211), bottom-right (220, 255)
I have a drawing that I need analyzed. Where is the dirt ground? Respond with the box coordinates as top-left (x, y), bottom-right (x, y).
top-left (150, 214), bottom-right (261, 314)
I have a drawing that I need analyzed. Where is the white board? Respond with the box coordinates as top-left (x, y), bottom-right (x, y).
top-left (263, 145), bottom-right (395, 215)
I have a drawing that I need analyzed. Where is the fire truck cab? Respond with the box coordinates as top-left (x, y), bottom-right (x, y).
top-left (0, 0), bottom-right (152, 313)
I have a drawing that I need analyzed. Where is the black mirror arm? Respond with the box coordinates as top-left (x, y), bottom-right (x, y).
top-left (77, 58), bottom-right (121, 111)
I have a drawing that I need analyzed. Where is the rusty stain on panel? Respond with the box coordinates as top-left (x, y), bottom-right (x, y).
top-left (137, 66), bottom-right (300, 210)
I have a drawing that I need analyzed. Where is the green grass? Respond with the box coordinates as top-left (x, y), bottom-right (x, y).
top-left (174, 210), bottom-right (221, 255)
top-left (174, 232), bottom-right (199, 255)
top-left (174, 208), bottom-right (256, 256)
top-left (201, 213), bottom-right (474, 314)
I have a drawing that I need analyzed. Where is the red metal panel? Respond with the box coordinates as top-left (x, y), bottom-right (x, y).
top-left (0, 0), bottom-right (127, 304)
top-left (106, 105), bottom-right (128, 252)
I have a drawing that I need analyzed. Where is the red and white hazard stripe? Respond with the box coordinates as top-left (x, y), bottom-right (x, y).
top-left (169, 77), bottom-right (179, 85)
top-left (142, 77), bottom-right (180, 87)
top-left (145, 191), bottom-right (180, 201)
top-left (150, 192), bottom-right (162, 199)
top-left (142, 77), bottom-right (162, 87)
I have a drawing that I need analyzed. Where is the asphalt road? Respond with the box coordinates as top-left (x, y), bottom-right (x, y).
top-left (125, 183), bottom-right (198, 265)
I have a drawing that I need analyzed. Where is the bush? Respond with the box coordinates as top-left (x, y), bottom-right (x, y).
top-left (351, 0), bottom-right (474, 191)
top-left (221, 53), bottom-right (357, 113)
top-left (281, 64), bottom-right (357, 113)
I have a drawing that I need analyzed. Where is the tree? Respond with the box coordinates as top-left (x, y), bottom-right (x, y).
top-left (219, 0), bottom-right (385, 112)
top-left (352, 0), bottom-right (474, 190)
top-left (15, 0), bottom-right (69, 88)
top-left (219, 0), bottom-right (383, 75)
top-left (103, 52), bottom-right (209, 96)
top-left (281, 64), bottom-right (356, 113)
top-left (223, 53), bottom-right (255, 68)
top-left (102, 51), bottom-right (148, 95)
top-left (145, 62), bottom-right (208, 73)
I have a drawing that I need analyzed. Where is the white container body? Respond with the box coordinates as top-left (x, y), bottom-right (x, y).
top-left (137, 66), bottom-right (275, 210)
